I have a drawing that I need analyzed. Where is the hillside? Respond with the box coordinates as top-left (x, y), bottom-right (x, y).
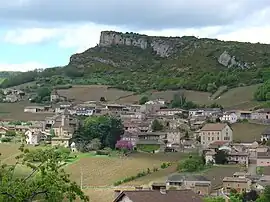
top-left (2, 31), bottom-right (270, 94)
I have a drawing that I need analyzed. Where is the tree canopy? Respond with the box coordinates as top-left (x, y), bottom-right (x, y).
top-left (0, 145), bottom-right (89, 202)
top-left (73, 115), bottom-right (124, 150)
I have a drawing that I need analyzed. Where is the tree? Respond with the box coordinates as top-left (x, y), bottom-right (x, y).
top-left (139, 96), bottom-right (149, 105)
top-left (151, 119), bottom-right (163, 131)
top-left (100, 97), bottom-right (106, 102)
top-left (214, 150), bottom-right (228, 164)
top-left (75, 115), bottom-right (124, 149)
top-left (177, 155), bottom-right (205, 172)
top-left (115, 140), bottom-right (133, 150)
top-left (0, 145), bottom-right (89, 202)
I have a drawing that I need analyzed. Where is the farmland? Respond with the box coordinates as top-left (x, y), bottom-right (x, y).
top-left (0, 101), bottom-right (53, 121)
top-left (57, 85), bottom-right (134, 102)
top-left (117, 84), bottom-right (260, 109)
top-left (231, 122), bottom-right (268, 142)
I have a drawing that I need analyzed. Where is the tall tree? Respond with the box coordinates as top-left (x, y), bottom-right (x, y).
top-left (0, 145), bottom-right (89, 202)
top-left (76, 115), bottom-right (124, 149)
top-left (214, 150), bottom-right (228, 164)
top-left (151, 119), bottom-right (163, 132)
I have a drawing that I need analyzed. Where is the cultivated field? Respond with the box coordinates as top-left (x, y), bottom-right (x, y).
top-left (0, 101), bottom-right (53, 121)
top-left (117, 84), bottom-right (260, 109)
top-left (231, 122), bottom-right (268, 142)
top-left (66, 152), bottom-right (185, 187)
top-left (57, 85), bottom-right (134, 102)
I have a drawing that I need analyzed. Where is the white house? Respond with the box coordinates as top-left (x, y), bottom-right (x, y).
top-left (25, 130), bottom-right (41, 145)
top-left (220, 112), bottom-right (238, 123)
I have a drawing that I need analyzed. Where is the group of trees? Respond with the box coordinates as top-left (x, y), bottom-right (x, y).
top-left (254, 80), bottom-right (270, 101)
top-left (0, 145), bottom-right (89, 202)
top-left (73, 115), bottom-right (124, 152)
top-left (177, 154), bottom-right (206, 172)
top-left (30, 87), bottom-right (52, 103)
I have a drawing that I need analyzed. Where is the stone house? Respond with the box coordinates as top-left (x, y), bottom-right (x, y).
top-left (199, 123), bottom-right (233, 147)
top-left (50, 89), bottom-right (60, 102)
top-left (113, 189), bottom-right (203, 202)
top-left (51, 110), bottom-right (78, 147)
top-left (261, 128), bottom-right (270, 142)
top-left (257, 150), bottom-right (270, 167)
top-left (189, 108), bottom-right (221, 118)
top-left (24, 130), bottom-right (47, 145)
top-left (166, 130), bottom-right (181, 146)
top-left (227, 151), bottom-right (249, 166)
top-left (235, 110), bottom-right (252, 120)
top-left (0, 126), bottom-right (8, 138)
top-left (223, 177), bottom-right (251, 193)
top-left (55, 103), bottom-right (72, 114)
top-left (136, 132), bottom-right (166, 152)
top-left (156, 108), bottom-right (185, 116)
top-left (220, 111), bottom-right (238, 123)
top-left (166, 174), bottom-right (211, 196)
top-left (251, 109), bottom-right (270, 122)
top-left (24, 106), bottom-right (46, 113)
top-left (120, 131), bottom-right (140, 147)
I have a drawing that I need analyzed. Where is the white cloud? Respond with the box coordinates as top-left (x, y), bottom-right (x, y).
top-left (57, 23), bottom-right (121, 53)
top-left (0, 62), bottom-right (47, 72)
top-left (3, 22), bottom-right (270, 55)
top-left (4, 28), bottom-right (60, 44)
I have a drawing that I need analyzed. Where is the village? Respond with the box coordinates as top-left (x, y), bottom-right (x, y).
top-left (1, 88), bottom-right (270, 201)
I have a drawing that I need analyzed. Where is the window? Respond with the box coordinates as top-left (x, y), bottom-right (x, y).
top-left (224, 136), bottom-right (230, 141)
top-left (217, 137), bottom-right (220, 140)
top-left (208, 137), bottom-right (210, 141)
top-left (212, 137), bottom-right (214, 141)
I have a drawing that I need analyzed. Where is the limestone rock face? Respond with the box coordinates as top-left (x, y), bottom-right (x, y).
top-left (218, 51), bottom-right (251, 69)
top-left (99, 31), bottom-right (177, 57)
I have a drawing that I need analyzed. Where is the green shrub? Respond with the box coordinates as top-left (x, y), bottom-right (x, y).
top-left (153, 167), bottom-right (159, 172)
top-left (160, 162), bottom-right (172, 169)
top-left (1, 137), bottom-right (12, 142)
top-left (96, 150), bottom-right (110, 155)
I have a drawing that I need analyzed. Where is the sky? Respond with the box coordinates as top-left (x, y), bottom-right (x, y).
top-left (1, 0), bottom-right (270, 72)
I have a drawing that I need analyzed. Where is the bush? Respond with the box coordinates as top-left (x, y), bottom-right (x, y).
top-left (153, 167), bottom-right (159, 172)
top-left (96, 150), bottom-right (110, 155)
top-left (160, 162), bottom-right (172, 169)
top-left (1, 137), bottom-right (12, 142)
top-left (177, 155), bottom-right (205, 172)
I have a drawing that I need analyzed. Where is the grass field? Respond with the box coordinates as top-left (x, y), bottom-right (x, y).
top-left (231, 122), bottom-right (268, 142)
top-left (57, 85), bottom-right (134, 102)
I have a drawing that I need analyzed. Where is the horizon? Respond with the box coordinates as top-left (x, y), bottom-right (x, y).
top-left (0, 0), bottom-right (270, 72)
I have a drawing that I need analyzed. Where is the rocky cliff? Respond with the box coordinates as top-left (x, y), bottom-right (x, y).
top-left (99, 31), bottom-right (183, 57)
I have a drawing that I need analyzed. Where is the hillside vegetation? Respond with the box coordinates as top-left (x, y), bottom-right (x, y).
top-left (1, 31), bottom-right (270, 95)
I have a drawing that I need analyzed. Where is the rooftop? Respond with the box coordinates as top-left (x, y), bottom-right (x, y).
top-left (223, 177), bottom-right (250, 183)
top-left (113, 190), bottom-right (203, 202)
top-left (200, 123), bottom-right (228, 131)
top-left (167, 174), bottom-right (210, 182)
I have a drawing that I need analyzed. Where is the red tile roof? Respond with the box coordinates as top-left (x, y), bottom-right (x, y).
top-left (114, 190), bottom-right (203, 202)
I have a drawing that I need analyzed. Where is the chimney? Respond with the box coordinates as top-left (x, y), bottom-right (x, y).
top-left (160, 187), bottom-right (167, 195)
top-left (114, 190), bottom-right (121, 198)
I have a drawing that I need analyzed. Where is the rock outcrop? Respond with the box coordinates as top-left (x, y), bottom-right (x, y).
top-left (218, 51), bottom-right (252, 69)
top-left (99, 31), bottom-right (180, 57)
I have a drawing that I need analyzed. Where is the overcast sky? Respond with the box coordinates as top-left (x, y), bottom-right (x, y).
top-left (0, 0), bottom-right (270, 71)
